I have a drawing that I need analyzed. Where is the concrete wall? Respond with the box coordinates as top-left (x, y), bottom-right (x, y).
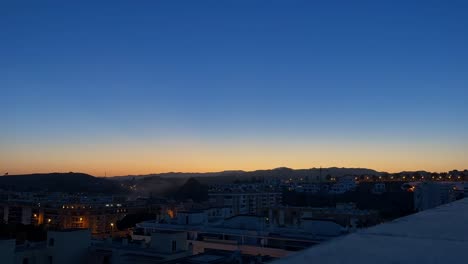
top-left (414, 182), bottom-right (455, 211)
top-left (46, 230), bottom-right (91, 264)
top-left (191, 240), bottom-right (292, 258)
top-left (176, 212), bottom-right (207, 225)
top-left (223, 216), bottom-right (266, 230)
top-left (205, 207), bottom-right (233, 219)
top-left (150, 231), bottom-right (187, 254)
top-left (301, 220), bottom-right (343, 236)
top-left (15, 246), bottom-right (48, 264)
top-left (0, 239), bottom-right (16, 264)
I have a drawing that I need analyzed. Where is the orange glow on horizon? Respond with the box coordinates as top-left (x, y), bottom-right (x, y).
top-left (1, 137), bottom-right (466, 176)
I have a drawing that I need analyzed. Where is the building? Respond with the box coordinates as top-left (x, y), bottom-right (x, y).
top-left (0, 200), bottom-right (145, 235)
top-left (266, 204), bottom-right (379, 228)
top-left (0, 229), bottom-right (91, 264)
top-left (371, 183), bottom-right (386, 194)
top-left (273, 198), bottom-right (468, 264)
top-left (162, 249), bottom-right (275, 264)
top-left (132, 209), bottom-right (345, 258)
top-left (294, 184), bottom-right (320, 194)
top-left (88, 230), bottom-right (190, 264)
top-left (329, 176), bottom-right (357, 194)
top-left (0, 202), bottom-right (33, 225)
top-left (209, 191), bottom-right (282, 215)
top-left (0, 227), bottom-right (276, 264)
top-left (402, 182), bottom-right (456, 211)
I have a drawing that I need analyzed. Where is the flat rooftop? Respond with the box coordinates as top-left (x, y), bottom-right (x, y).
top-left (274, 198), bottom-right (468, 264)
top-left (48, 228), bottom-right (89, 232)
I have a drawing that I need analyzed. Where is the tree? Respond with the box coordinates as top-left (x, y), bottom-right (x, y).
top-left (174, 178), bottom-right (209, 202)
top-left (117, 213), bottom-right (156, 230)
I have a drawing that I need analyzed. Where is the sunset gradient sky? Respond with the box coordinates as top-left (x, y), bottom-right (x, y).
top-left (1, 1), bottom-right (467, 176)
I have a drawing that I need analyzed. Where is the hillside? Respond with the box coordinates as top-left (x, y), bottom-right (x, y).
top-left (0, 172), bottom-right (125, 194)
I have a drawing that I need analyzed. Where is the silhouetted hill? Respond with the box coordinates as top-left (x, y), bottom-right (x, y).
top-left (0, 172), bottom-right (125, 194)
top-left (110, 170), bottom-right (246, 181)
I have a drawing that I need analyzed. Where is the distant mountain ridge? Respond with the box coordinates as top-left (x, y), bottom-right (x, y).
top-left (110, 170), bottom-right (247, 181)
top-left (111, 167), bottom-right (381, 181)
top-left (108, 167), bottom-right (382, 197)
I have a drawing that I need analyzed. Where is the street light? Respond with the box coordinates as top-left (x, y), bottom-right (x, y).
top-left (110, 223), bottom-right (115, 237)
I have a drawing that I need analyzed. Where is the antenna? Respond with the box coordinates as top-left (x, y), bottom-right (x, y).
top-left (320, 166), bottom-right (322, 182)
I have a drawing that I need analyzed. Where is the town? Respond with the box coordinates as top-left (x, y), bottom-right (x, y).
top-left (1, 168), bottom-right (467, 263)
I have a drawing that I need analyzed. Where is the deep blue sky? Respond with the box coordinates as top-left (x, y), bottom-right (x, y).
top-left (1, 1), bottom-right (467, 175)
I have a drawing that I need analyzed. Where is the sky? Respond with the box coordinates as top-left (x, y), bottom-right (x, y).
top-left (1, 0), bottom-right (467, 176)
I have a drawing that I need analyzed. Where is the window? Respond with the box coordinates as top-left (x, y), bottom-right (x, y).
top-left (48, 238), bottom-right (55, 247)
top-left (171, 240), bottom-right (177, 252)
top-left (188, 242), bottom-right (193, 251)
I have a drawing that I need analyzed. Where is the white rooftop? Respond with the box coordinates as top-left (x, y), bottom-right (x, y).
top-left (274, 198), bottom-right (468, 264)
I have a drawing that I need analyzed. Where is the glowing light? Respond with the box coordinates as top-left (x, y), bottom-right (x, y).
top-left (167, 209), bottom-right (175, 218)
